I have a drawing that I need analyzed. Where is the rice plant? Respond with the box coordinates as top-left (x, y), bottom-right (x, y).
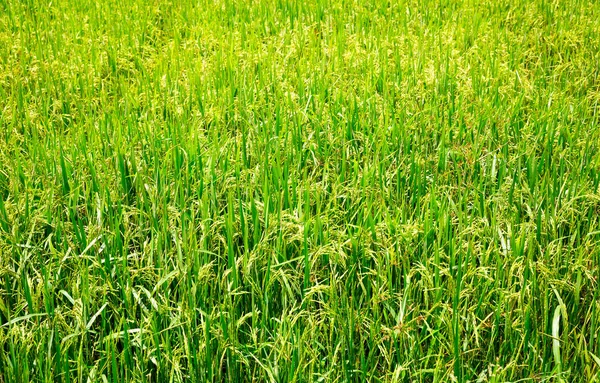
top-left (0, 0), bottom-right (599, 381)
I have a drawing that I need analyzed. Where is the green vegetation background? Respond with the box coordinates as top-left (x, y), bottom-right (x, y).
top-left (0, 0), bottom-right (599, 381)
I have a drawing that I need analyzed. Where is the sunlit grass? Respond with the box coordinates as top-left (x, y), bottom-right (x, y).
top-left (0, 0), bottom-right (599, 381)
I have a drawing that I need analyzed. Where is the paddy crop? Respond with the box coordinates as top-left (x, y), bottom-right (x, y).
top-left (0, 0), bottom-right (599, 381)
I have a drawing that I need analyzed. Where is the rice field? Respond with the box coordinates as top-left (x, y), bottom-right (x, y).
top-left (1, 0), bottom-right (600, 381)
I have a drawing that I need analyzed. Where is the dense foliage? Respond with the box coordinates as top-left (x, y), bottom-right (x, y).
top-left (1, 0), bottom-right (599, 381)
